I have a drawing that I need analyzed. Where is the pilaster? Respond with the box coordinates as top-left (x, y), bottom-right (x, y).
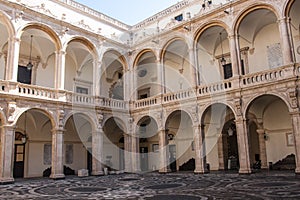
top-left (193, 124), bottom-right (207, 173)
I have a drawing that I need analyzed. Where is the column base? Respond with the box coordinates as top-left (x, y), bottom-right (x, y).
top-left (50, 173), bottom-right (65, 180)
top-left (92, 170), bottom-right (104, 176)
top-left (194, 169), bottom-right (209, 174)
top-left (159, 168), bottom-right (168, 173)
top-left (0, 177), bottom-right (14, 185)
top-left (295, 167), bottom-right (300, 174)
top-left (239, 168), bottom-right (252, 174)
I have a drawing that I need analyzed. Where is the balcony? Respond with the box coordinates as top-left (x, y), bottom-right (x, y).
top-left (0, 64), bottom-right (297, 110)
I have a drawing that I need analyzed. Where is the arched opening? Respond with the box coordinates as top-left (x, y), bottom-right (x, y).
top-left (246, 95), bottom-right (295, 171)
top-left (135, 51), bottom-right (159, 100)
top-left (103, 117), bottom-right (126, 171)
top-left (101, 51), bottom-right (126, 100)
top-left (65, 38), bottom-right (95, 94)
top-left (237, 8), bottom-right (280, 73)
top-left (14, 109), bottom-right (53, 178)
top-left (136, 116), bottom-right (159, 171)
top-left (196, 25), bottom-right (231, 83)
top-left (0, 17), bottom-right (10, 80)
top-left (64, 113), bottom-right (93, 175)
top-left (165, 110), bottom-right (194, 172)
top-left (18, 27), bottom-right (58, 87)
top-left (201, 103), bottom-right (238, 171)
top-left (163, 39), bottom-right (192, 92)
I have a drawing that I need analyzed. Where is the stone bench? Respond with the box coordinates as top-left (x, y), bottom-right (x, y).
top-left (78, 169), bottom-right (89, 177)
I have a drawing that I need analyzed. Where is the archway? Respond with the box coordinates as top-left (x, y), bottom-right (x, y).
top-left (196, 25), bottom-right (230, 83)
top-left (100, 51), bottom-right (127, 100)
top-left (237, 8), bottom-right (280, 73)
top-left (103, 117), bottom-right (126, 171)
top-left (136, 116), bottom-right (159, 171)
top-left (165, 110), bottom-right (194, 172)
top-left (246, 94), bottom-right (295, 170)
top-left (14, 109), bottom-right (53, 178)
top-left (201, 103), bottom-right (237, 171)
top-left (288, 0), bottom-right (300, 63)
top-left (64, 113), bottom-right (94, 175)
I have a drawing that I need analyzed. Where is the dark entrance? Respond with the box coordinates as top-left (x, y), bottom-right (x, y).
top-left (87, 148), bottom-right (92, 175)
top-left (13, 144), bottom-right (25, 178)
top-left (169, 145), bottom-right (177, 172)
top-left (140, 147), bottom-right (148, 171)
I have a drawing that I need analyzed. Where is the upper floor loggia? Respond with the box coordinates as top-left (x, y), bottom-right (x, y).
top-left (0, 0), bottom-right (299, 109)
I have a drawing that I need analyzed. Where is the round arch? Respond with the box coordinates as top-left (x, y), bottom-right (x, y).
top-left (232, 3), bottom-right (280, 35)
top-left (17, 22), bottom-right (62, 50)
top-left (200, 101), bottom-right (237, 122)
top-left (103, 116), bottom-right (127, 133)
top-left (194, 20), bottom-right (231, 44)
top-left (164, 109), bottom-right (195, 129)
top-left (0, 10), bottom-right (16, 37)
top-left (102, 49), bottom-right (128, 71)
top-left (160, 37), bottom-right (189, 60)
top-left (64, 36), bottom-right (98, 60)
top-left (14, 108), bottom-right (55, 128)
top-left (243, 92), bottom-right (293, 119)
top-left (63, 111), bottom-right (97, 132)
top-left (133, 49), bottom-right (157, 68)
top-left (284, 0), bottom-right (296, 16)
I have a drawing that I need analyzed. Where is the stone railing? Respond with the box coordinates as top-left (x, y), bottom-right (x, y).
top-left (17, 83), bottom-right (57, 99)
top-left (100, 97), bottom-right (128, 110)
top-left (135, 96), bottom-right (160, 109)
top-left (163, 88), bottom-right (196, 103)
top-left (198, 80), bottom-right (233, 96)
top-left (71, 93), bottom-right (95, 105)
top-left (241, 67), bottom-right (285, 87)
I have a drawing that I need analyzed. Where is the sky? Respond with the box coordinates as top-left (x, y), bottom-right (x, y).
top-left (75, 0), bottom-right (180, 25)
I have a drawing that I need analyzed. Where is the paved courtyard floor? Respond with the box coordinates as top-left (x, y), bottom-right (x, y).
top-left (1, 171), bottom-right (300, 199)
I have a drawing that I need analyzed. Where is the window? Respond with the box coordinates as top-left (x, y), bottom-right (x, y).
top-left (43, 144), bottom-right (52, 165)
top-left (76, 86), bottom-right (88, 94)
top-left (223, 63), bottom-right (233, 79)
top-left (174, 14), bottom-right (183, 22)
top-left (17, 65), bottom-right (32, 84)
top-left (138, 88), bottom-right (150, 100)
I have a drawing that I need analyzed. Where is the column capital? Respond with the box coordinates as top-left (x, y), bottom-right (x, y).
top-left (51, 128), bottom-right (65, 134)
top-left (9, 36), bottom-right (21, 43)
top-left (256, 128), bottom-right (265, 135)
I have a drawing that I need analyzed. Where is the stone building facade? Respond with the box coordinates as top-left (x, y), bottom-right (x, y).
top-left (0, 0), bottom-right (300, 184)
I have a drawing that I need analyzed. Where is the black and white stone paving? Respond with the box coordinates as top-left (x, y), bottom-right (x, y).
top-left (1, 171), bottom-right (300, 199)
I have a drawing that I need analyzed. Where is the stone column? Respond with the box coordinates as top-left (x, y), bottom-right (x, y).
top-left (278, 17), bottom-right (293, 65)
top-left (0, 125), bottom-right (15, 184)
top-left (124, 134), bottom-right (132, 173)
top-left (228, 34), bottom-right (239, 77)
top-left (194, 125), bottom-right (207, 173)
top-left (5, 37), bottom-right (21, 81)
top-left (156, 58), bottom-right (163, 95)
top-left (235, 117), bottom-right (251, 174)
top-left (54, 50), bottom-right (66, 90)
top-left (256, 128), bottom-right (268, 169)
top-left (291, 113), bottom-right (300, 174)
top-left (123, 68), bottom-right (131, 102)
top-left (189, 48), bottom-right (198, 87)
top-left (93, 60), bottom-right (101, 97)
top-left (158, 129), bottom-right (168, 173)
top-left (131, 134), bottom-right (140, 173)
top-left (50, 128), bottom-right (65, 179)
top-left (92, 129), bottom-right (104, 175)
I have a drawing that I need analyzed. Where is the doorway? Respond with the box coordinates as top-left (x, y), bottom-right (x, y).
top-left (169, 144), bottom-right (177, 172)
top-left (140, 147), bottom-right (148, 171)
top-left (13, 144), bottom-right (25, 178)
top-left (87, 148), bottom-right (92, 175)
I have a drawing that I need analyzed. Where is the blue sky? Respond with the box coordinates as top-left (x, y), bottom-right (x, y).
top-left (75, 0), bottom-right (178, 25)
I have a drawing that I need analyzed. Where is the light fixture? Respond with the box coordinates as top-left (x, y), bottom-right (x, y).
top-left (219, 32), bottom-right (226, 66)
top-left (26, 35), bottom-right (33, 71)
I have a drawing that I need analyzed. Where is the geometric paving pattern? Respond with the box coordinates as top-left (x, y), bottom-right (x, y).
top-left (1, 171), bottom-right (300, 199)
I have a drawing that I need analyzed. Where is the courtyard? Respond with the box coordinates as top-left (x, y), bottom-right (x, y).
top-left (0, 171), bottom-right (300, 199)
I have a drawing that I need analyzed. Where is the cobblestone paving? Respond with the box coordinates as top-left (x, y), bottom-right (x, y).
top-left (1, 171), bottom-right (300, 199)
